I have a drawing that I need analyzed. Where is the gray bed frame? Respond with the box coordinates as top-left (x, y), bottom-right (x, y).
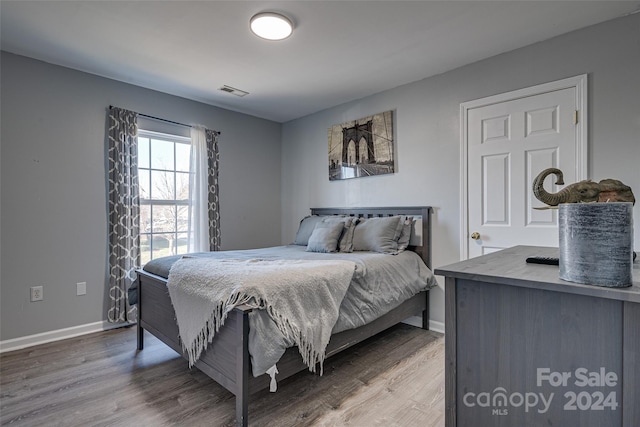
top-left (136, 206), bottom-right (433, 427)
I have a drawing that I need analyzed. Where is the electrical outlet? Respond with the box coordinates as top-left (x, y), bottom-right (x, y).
top-left (30, 286), bottom-right (43, 302)
top-left (76, 282), bottom-right (87, 296)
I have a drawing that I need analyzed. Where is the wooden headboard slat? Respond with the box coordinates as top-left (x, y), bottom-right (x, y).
top-left (310, 206), bottom-right (433, 269)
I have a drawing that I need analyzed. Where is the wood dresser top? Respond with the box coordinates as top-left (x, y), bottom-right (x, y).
top-left (435, 245), bottom-right (640, 303)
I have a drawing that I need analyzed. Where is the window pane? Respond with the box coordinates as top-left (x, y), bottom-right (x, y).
top-left (176, 143), bottom-right (190, 172)
top-left (176, 172), bottom-right (189, 200)
top-left (151, 234), bottom-right (170, 258)
top-left (140, 204), bottom-right (151, 233)
top-left (176, 204), bottom-right (189, 232)
top-left (151, 171), bottom-right (174, 200)
top-left (151, 139), bottom-right (175, 170)
top-left (138, 170), bottom-right (150, 200)
top-left (138, 137), bottom-right (150, 169)
top-left (176, 233), bottom-right (189, 255)
top-left (140, 234), bottom-right (152, 265)
top-left (153, 205), bottom-right (176, 233)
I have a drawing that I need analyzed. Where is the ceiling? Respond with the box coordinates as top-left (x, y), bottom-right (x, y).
top-left (1, 1), bottom-right (638, 123)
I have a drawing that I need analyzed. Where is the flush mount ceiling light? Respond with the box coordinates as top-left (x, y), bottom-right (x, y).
top-left (250, 12), bottom-right (293, 41)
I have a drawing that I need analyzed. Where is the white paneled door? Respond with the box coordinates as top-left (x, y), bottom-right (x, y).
top-left (462, 76), bottom-right (587, 259)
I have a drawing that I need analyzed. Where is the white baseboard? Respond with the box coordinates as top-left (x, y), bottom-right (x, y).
top-left (0, 321), bottom-right (129, 354)
top-left (1, 317), bottom-right (442, 354)
top-left (402, 316), bottom-right (445, 334)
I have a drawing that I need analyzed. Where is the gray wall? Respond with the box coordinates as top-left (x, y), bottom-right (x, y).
top-left (2, 13), bottom-right (638, 341)
top-left (0, 52), bottom-right (282, 340)
top-left (281, 14), bottom-right (640, 326)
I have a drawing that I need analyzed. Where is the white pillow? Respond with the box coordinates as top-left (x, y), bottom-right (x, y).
top-left (396, 216), bottom-right (414, 252)
top-left (322, 216), bottom-right (358, 252)
top-left (352, 215), bottom-right (403, 254)
top-left (293, 215), bottom-right (325, 245)
top-left (306, 221), bottom-right (345, 253)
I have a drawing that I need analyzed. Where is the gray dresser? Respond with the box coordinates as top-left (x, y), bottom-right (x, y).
top-left (435, 246), bottom-right (640, 427)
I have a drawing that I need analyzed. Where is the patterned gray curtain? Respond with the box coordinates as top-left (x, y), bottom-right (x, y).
top-left (107, 107), bottom-right (140, 323)
top-left (205, 129), bottom-right (221, 251)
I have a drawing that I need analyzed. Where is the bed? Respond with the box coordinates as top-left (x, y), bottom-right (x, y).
top-left (135, 206), bottom-right (434, 426)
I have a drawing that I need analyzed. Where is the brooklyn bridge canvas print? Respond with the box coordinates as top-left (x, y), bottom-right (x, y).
top-left (328, 110), bottom-right (395, 181)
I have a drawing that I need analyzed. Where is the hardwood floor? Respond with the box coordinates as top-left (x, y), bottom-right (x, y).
top-left (1, 324), bottom-right (444, 427)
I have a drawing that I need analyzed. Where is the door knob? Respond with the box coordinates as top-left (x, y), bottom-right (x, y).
top-left (471, 232), bottom-right (481, 240)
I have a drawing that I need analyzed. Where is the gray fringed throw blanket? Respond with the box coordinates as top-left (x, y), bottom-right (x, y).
top-left (167, 257), bottom-right (356, 373)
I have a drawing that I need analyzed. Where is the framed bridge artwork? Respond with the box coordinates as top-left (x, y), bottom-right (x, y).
top-left (328, 110), bottom-right (395, 181)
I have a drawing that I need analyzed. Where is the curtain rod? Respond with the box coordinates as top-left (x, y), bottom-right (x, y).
top-left (109, 105), bottom-right (221, 134)
top-left (140, 112), bottom-right (193, 129)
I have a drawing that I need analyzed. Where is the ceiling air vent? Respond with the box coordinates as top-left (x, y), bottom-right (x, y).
top-left (218, 85), bottom-right (249, 97)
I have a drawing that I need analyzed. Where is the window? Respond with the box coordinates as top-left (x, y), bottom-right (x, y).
top-left (138, 130), bottom-right (191, 264)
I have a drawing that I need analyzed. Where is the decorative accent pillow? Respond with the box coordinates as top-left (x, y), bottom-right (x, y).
top-left (352, 215), bottom-right (403, 254)
top-left (306, 221), bottom-right (345, 253)
top-left (293, 215), bottom-right (325, 246)
top-left (322, 216), bottom-right (358, 252)
top-left (397, 216), bottom-right (414, 252)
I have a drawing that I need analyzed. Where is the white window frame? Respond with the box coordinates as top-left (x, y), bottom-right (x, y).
top-left (138, 129), bottom-right (192, 264)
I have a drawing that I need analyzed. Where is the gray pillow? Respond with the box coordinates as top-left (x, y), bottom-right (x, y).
top-left (322, 216), bottom-right (358, 252)
top-left (397, 216), bottom-right (414, 252)
top-left (306, 221), bottom-right (345, 253)
top-left (352, 215), bottom-right (403, 254)
top-left (293, 215), bottom-right (325, 245)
